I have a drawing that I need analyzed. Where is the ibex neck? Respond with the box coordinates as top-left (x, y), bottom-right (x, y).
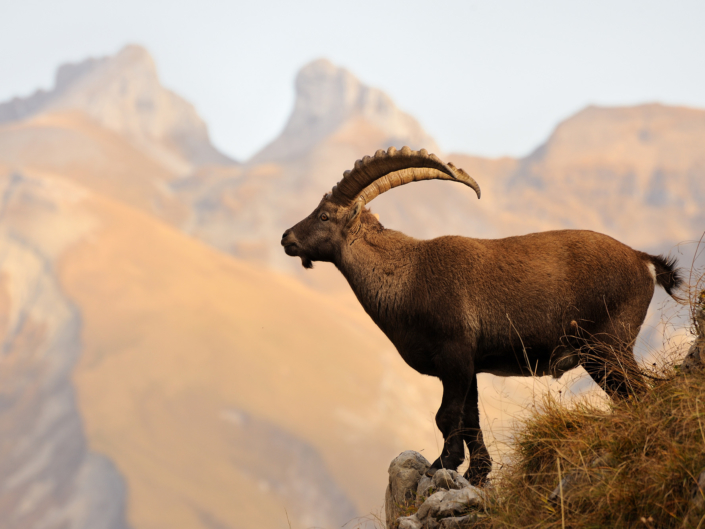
top-left (335, 228), bottom-right (416, 331)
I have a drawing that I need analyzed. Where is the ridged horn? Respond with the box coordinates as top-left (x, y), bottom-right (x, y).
top-left (329, 146), bottom-right (481, 206)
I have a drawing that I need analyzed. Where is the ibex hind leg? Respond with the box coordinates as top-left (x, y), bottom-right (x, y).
top-left (581, 317), bottom-right (644, 400)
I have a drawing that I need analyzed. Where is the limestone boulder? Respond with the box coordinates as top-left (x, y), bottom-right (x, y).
top-left (432, 469), bottom-right (471, 491)
top-left (386, 451), bottom-right (483, 528)
top-left (385, 451), bottom-right (431, 528)
top-left (416, 475), bottom-right (433, 507)
top-left (416, 491), bottom-right (449, 521)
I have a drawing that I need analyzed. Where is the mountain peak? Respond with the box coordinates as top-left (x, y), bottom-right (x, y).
top-left (54, 45), bottom-right (157, 94)
top-left (251, 59), bottom-right (438, 163)
top-left (0, 45), bottom-right (233, 169)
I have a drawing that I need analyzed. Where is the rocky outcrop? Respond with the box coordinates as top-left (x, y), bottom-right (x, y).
top-left (251, 59), bottom-right (439, 164)
top-left (385, 452), bottom-right (484, 529)
top-left (0, 170), bottom-right (130, 528)
top-left (507, 104), bottom-right (705, 249)
top-left (0, 45), bottom-right (232, 169)
top-left (385, 451), bottom-right (431, 525)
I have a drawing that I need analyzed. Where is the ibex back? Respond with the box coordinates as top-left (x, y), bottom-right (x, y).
top-left (281, 146), bottom-right (682, 485)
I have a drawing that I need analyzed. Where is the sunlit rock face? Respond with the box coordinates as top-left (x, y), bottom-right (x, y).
top-left (0, 171), bottom-right (129, 529)
top-left (0, 45), bottom-right (232, 171)
top-left (507, 104), bottom-right (705, 249)
top-left (251, 58), bottom-right (439, 164)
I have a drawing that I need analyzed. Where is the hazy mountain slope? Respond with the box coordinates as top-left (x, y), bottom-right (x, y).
top-left (58, 184), bottom-right (445, 528)
top-left (0, 45), bottom-right (232, 172)
top-left (0, 111), bottom-right (188, 225)
top-left (0, 167), bottom-right (129, 529)
top-left (251, 59), bottom-right (439, 164)
top-left (506, 103), bottom-right (705, 249)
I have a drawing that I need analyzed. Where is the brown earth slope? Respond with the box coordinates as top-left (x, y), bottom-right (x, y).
top-left (58, 180), bottom-right (444, 528)
top-left (0, 111), bottom-right (187, 225)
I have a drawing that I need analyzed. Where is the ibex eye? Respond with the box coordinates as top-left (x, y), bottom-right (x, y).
top-left (320, 213), bottom-right (329, 221)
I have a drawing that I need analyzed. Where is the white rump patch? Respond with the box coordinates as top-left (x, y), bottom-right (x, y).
top-left (646, 262), bottom-right (657, 284)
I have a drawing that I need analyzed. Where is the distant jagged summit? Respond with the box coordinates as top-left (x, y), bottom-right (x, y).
top-left (512, 103), bottom-right (705, 206)
top-left (251, 58), bottom-right (439, 163)
top-left (0, 45), bottom-right (233, 168)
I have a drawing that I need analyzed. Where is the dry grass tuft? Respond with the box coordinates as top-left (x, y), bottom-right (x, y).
top-left (478, 368), bottom-right (705, 528)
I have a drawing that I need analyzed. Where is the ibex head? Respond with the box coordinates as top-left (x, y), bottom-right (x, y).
top-left (280, 146), bottom-right (481, 268)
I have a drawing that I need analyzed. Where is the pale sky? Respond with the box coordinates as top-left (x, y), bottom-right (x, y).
top-left (2, 0), bottom-right (704, 161)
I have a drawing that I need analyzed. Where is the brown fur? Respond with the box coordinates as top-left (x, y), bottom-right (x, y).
top-left (281, 199), bottom-right (682, 485)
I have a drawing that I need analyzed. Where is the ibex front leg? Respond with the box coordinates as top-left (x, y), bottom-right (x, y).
top-left (460, 376), bottom-right (491, 486)
top-left (427, 358), bottom-right (475, 477)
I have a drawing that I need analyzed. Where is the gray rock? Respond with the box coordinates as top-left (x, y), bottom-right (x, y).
top-left (438, 514), bottom-right (478, 528)
top-left (455, 474), bottom-right (472, 489)
top-left (437, 487), bottom-right (484, 517)
top-left (432, 468), bottom-right (472, 490)
top-left (416, 475), bottom-right (434, 507)
top-left (386, 451), bottom-right (431, 528)
top-left (417, 487), bottom-right (483, 522)
top-left (421, 518), bottom-right (440, 529)
top-left (416, 491), bottom-right (449, 520)
top-left (432, 469), bottom-right (462, 490)
top-left (397, 515), bottom-right (422, 529)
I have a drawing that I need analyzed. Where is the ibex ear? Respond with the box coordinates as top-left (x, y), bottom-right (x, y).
top-left (347, 201), bottom-right (363, 225)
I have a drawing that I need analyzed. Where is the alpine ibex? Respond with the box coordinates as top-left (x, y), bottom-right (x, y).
top-left (280, 146), bottom-right (682, 485)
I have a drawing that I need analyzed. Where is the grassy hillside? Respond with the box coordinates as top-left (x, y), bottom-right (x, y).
top-left (477, 280), bottom-right (705, 529)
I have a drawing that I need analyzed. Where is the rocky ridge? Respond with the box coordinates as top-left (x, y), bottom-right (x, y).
top-left (507, 104), bottom-right (705, 249)
top-left (0, 169), bottom-right (129, 529)
top-left (251, 58), bottom-right (439, 164)
top-left (0, 45), bottom-right (232, 171)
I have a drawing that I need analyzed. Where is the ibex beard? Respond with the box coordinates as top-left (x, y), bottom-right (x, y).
top-left (281, 146), bottom-right (682, 486)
